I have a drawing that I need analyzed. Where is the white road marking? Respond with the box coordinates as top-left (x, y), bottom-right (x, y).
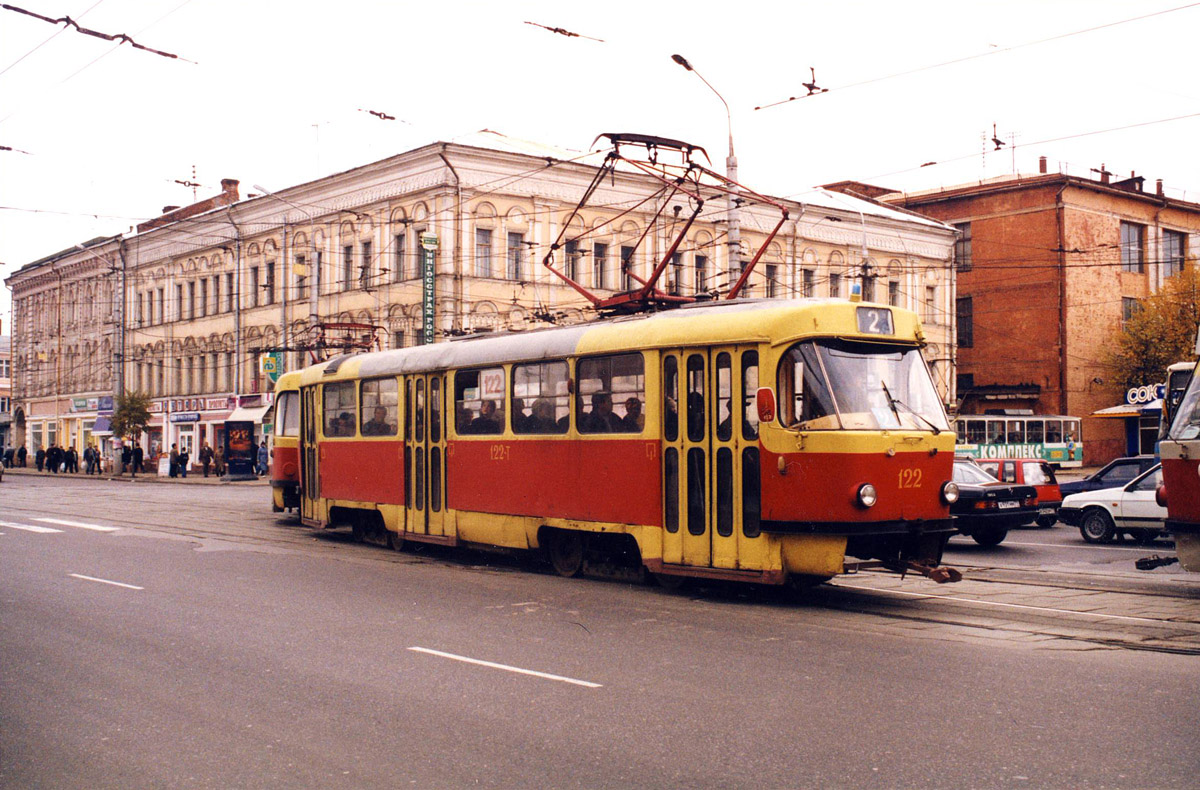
top-left (408, 646), bottom-right (602, 688)
top-left (69, 573), bottom-right (143, 591)
top-left (0, 520), bottom-right (62, 533)
top-left (1000, 540), bottom-right (1163, 553)
top-left (833, 583), bottom-right (1169, 624)
top-left (36, 518), bottom-right (118, 532)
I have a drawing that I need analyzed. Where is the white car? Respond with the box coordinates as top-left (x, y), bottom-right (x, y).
top-left (1057, 464), bottom-right (1165, 545)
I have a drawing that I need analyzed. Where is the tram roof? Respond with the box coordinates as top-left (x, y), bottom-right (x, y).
top-left (297, 298), bottom-right (925, 385)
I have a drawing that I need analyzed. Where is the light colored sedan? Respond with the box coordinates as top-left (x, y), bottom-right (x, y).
top-left (1057, 464), bottom-right (1165, 544)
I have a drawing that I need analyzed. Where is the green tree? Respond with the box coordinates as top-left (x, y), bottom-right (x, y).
top-left (1109, 266), bottom-right (1200, 391)
top-left (110, 390), bottom-right (152, 442)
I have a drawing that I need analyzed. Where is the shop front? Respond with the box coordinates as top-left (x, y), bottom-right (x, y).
top-left (1091, 383), bottom-right (1164, 457)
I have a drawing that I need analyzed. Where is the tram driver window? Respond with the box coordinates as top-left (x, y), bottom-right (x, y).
top-left (455, 368), bottom-right (506, 435)
top-left (777, 345), bottom-right (837, 429)
top-left (577, 353), bottom-right (645, 434)
top-left (323, 381), bottom-right (356, 437)
top-left (360, 378), bottom-right (398, 436)
top-left (512, 361), bottom-right (569, 434)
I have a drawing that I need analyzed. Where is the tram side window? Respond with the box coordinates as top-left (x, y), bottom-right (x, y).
top-left (276, 391), bottom-right (299, 437)
top-left (360, 378), bottom-right (399, 436)
top-left (955, 420), bottom-right (966, 444)
top-left (1006, 420), bottom-right (1024, 443)
top-left (1026, 420), bottom-right (1044, 444)
top-left (577, 353), bottom-right (645, 434)
top-left (716, 353), bottom-right (732, 441)
top-left (967, 419), bottom-right (986, 444)
top-left (986, 420), bottom-right (1004, 443)
top-left (777, 345), bottom-right (838, 429)
top-left (1065, 419), bottom-right (1080, 443)
top-left (1045, 420), bottom-right (1063, 443)
top-left (455, 368), bottom-right (506, 435)
top-left (742, 351), bottom-right (759, 441)
top-left (512, 361), bottom-right (569, 434)
top-left (323, 381), bottom-right (356, 437)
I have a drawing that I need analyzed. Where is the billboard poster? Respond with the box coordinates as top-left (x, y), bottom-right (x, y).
top-left (224, 420), bottom-right (256, 478)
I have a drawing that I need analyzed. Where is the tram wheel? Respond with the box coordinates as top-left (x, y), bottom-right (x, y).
top-left (971, 528), bottom-right (1008, 547)
top-left (652, 572), bottom-right (689, 591)
top-left (387, 530), bottom-right (405, 552)
top-left (547, 530), bottom-right (585, 577)
top-left (1080, 510), bottom-right (1115, 544)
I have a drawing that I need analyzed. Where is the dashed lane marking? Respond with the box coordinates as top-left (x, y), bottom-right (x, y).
top-left (36, 518), bottom-right (119, 532)
top-left (69, 573), bottom-right (143, 590)
top-left (408, 646), bottom-right (603, 688)
top-left (0, 520), bottom-right (63, 534)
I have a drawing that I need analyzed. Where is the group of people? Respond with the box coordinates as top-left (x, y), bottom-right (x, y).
top-left (455, 394), bottom-right (643, 435)
top-left (0, 437), bottom-right (262, 479)
top-left (1, 442), bottom-right (108, 475)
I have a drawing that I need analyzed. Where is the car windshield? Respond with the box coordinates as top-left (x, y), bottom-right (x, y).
top-left (1128, 465), bottom-right (1163, 493)
top-left (953, 461), bottom-right (996, 484)
top-left (777, 339), bottom-right (949, 432)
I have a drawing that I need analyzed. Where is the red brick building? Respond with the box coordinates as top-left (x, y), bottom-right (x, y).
top-left (873, 164), bottom-right (1200, 465)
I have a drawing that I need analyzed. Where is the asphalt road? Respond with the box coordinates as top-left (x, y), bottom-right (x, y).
top-left (2, 474), bottom-right (1198, 788)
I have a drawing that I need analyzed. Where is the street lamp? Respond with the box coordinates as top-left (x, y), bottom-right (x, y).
top-left (672, 53), bottom-right (740, 278)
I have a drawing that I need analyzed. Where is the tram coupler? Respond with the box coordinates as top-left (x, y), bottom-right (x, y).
top-left (842, 560), bottom-right (963, 583)
top-left (1135, 554), bottom-right (1180, 571)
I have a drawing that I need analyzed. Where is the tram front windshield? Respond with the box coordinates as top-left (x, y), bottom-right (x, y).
top-left (1169, 373), bottom-right (1200, 440)
top-left (778, 339), bottom-right (949, 432)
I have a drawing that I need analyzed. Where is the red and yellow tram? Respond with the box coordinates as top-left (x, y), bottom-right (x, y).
top-left (285, 298), bottom-right (962, 587)
top-left (270, 371), bottom-right (302, 513)
top-left (1157, 359), bottom-right (1200, 572)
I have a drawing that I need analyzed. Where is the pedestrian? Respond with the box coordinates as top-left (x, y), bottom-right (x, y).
top-left (214, 446), bottom-right (225, 477)
top-left (3, 447), bottom-right (12, 468)
top-left (83, 445), bottom-right (93, 474)
top-left (47, 444), bottom-right (61, 474)
top-left (132, 444), bottom-right (144, 476)
top-left (178, 447), bottom-right (189, 478)
top-left (169, 443), bottom-right (179, 478)
top-left (66, 446), bottom-right (78, 474)
top-left (35, 446), bottom-right (45, 472)
top-left (121, 444), bottom-right (133, 475)
top-left (18, 444), bottom-right (27, 467)
top-left (199, 442), bottom-right (213, 477)
top-left (257, 441), bottom-right (269, 477)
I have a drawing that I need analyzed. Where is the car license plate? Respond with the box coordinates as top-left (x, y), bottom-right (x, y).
top-left (1038, 507), bottom-right (1055, 515)
top-left (998, 501), bottom-right (1018, 509)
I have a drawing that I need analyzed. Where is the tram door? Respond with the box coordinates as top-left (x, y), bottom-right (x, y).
top-left (299, 386), bottom-right (320, 522)
top-left (403, 373), bottom-right (447, 537)
top-left (660, 349), bottom-right (741, 569)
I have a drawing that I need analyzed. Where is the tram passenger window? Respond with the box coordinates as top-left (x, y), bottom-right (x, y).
top-left (1065, 419), bottom-right (1080, 443)
top-left (742, 351), bottom-right (759, 440)
top-left (955, 421), bottom-right (966, 444)
top-left (456, 368), bottom-right (506, 435)
top-left (323, 381), bottom-right (356, 437)
top-left (1026, 420), bottom-right (1044, 444)
top-left (430, 378), bottom-right (442, 443)
top-left (716, 353), bottom-right (732, 441)
top-left (664, 356), bottom-right (679, 442)
top-left (360, 378), bottom-right (398, 436)
top-left (686, 354), bottom-right (705, 442)
top-left (986, 420), bottom-right (1004, 443)
top-left (512, 361), bottom-right (569, 434)
top-left (1045, 420), bottom-right (1063, 443)
top-left (742, 447), bottom-right (761, 538)
top-left (1006, 420), bottom-right (1024, 443)
top-left (967, 420), bottom-right (986, 444)
top-left (577, 353), bottom-right (645, 434)
top-left (777, 345), bottom-right (837, 429)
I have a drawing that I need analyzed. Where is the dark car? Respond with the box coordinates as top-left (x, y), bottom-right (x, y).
top-left (950, 458), bottom-right (1038, 546)
top-left (1057, 455), bottom-right (1158, 498)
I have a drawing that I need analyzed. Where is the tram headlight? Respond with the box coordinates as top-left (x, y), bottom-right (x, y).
top-left (941, 481), bottom-right (960, 504)
top-left (856, 483), bottom-right (878, 508)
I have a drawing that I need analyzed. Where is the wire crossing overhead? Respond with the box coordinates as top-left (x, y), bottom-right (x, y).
top-left (1, 2), bottom-right (194, 62)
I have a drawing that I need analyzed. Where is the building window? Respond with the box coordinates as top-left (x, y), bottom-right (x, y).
top-left (212, 275), bottom-right (220, 315)
top-left (265, 260), bottom-right (276, 305)
top-left (1122, 296), bottom-right (1141, 326)
top-left (394, 233), bottom-right (406, 282)
top-left (888, 280), bottom-right (899, 306)
top-left (954, 222), bottom-right (972, 272)
top-left (765, 264), bottom-right (778, 298)
top-left (861, 276), bottom-right (874, 303)
top-left (343, 245), bottom-right (354, 290)
top-left (187, 281), bottom-right (196, 319)
top-left (360, 241), bottom-right (372, 289)
top-left (393, 331), bottom-right (405, 349)
top-left (1164, 229), bottom-right (1186, 278)
top-left (829, 273), bottom-right (841, 299)
top-left (507, 232), bottom-right (524, 280)
top-left (224, 274), bottom-right (234, 312)
top-left (295, 256), bottom-right (307, 300)
top-left (1121, 221), bottom-right (1145, 273)
top-left (175, 284), bottom-right (184, 321)
top-left (802, 269), bottom-right (815, 298)
top-left (924, 286), bottom-right (937, 323)
top-left (668, 252), bottom-right (683, 295)
top-left (620, 246), bottom-right (635, 291)
top-left (695, 254), bottom-right (708, 294)
top-left (592, 243), bottom-right (608, 289)
top-left (249, 266), bottom-right (260, 308)
top-left (199, 278), bottom-right (208, 318)
top-left (565, 240), bottom-right (580, 281)
top-left (475, 229), bottom-right (492, 278)
top-left (956, 297), bottom-right (973, 348)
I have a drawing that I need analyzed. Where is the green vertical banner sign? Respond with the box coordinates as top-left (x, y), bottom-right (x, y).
top-left (421, 232), bottom-right (439, 345)
top-left (260, 351), bottom-right (283, 384)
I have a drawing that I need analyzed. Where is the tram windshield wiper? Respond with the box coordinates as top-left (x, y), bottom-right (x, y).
top-left (881, 380), bottom-right (941, 434)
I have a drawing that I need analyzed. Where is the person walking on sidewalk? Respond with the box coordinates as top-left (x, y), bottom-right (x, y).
top-left (199, 442), bottom-right (213, 477)
top-left (132, 444), bottom-right (143, 477)
top-left (169, 444), bottom-right (179, 478)
top-left (257, 441), bottom-right (269, 477)
top-left (178, 447), bottom-right (189, 478)
top-left (18, 445), bottom-right (27, 468)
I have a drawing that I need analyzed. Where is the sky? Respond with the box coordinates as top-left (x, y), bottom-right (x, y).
top-left (3, 0), bottom-right (1200, 332)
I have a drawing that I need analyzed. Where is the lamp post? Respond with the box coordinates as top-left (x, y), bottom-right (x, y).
top-left (672, 54), bottom-right (740, 281)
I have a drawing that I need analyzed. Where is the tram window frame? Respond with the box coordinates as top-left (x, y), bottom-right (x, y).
top-left (777, 344), bottom-right (838, 430)
top-left (276, 391), bottom-right (300, 438)
top-left (1026, 419), bottom-right (1045, 444)
top-left (360, 378), bottom-right (399, 436)
top-left (1045, 420), bottom-right (1063, 443)
top-left (741, 351), bottom-right (759, 441)
top-left (323, 381), bottom-right (357, 437)
top-left (1065, 419), bottom-right (1081, 443)
top-left (686, 354), bottom-right (706, 442)
top-left (512, 360), bottom-right (570, 435)
top-left (716, 352), bottom-right (733, 442)
top-left (576, 353), bottom-right (646, 434)
top-left (663, 356), bottom-right (679, 442)
top-left (986, 420), bottom-right (1004, 443)
top-left (966, 419), bottom-right (986, 444)
top-left (1005, 420), bottom-right (1024, 443)
top-left (455, 367), bottom-right (506, 435)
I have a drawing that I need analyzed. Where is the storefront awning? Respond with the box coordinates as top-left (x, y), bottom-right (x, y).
top-left (227, 405), bottom-right (272, 423)
top-left (91, 415), bottom-right (113, 435)
top-left (1092, 400), bottom-right (1162, 419)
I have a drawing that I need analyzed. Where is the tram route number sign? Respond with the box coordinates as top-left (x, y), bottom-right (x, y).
top-left (422, 233), bottom-right (438, 345)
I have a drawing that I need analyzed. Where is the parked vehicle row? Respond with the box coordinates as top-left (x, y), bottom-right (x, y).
top-left (1059, 464), bottom-right (1166, 545)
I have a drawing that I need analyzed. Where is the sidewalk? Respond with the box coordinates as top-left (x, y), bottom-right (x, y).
top-left (0, 466), bottom-right (267, 484)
